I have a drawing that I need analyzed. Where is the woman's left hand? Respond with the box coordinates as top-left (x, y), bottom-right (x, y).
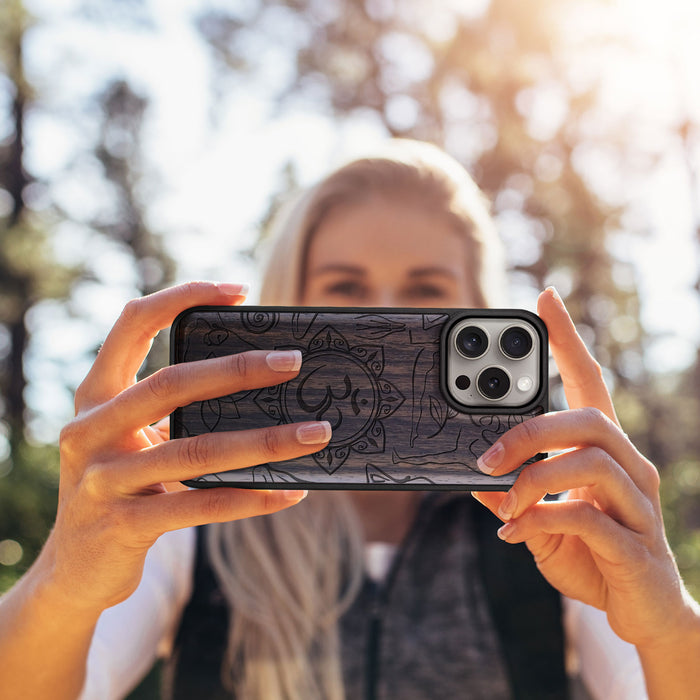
top-left (472, 288), bottom-right (697, 653)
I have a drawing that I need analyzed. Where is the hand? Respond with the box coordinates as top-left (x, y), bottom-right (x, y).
top-left (44, 282), bottom-right (329, 614)
top-left (472, 287), bottom-right (697, 650)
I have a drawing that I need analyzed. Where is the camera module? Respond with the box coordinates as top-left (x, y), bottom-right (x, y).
top-left (455, 325), bottom-right (488, 359)
top-left (499, 326), bottom-right (533, 360)
top-left (446, 314), bottom-right (541, 410)
top-left (477, 366), bottom-right (511, 400)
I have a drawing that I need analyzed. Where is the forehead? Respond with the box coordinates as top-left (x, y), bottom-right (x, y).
top-left (307, 198), bottom-right (469, 274)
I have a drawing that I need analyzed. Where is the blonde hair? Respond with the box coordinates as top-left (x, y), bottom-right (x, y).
top-left (206, 494), bottom-right (364, 699)
top-left (259, 138), bottom-right (505, 306)
top-left (207, 139), bottom-right (506, 699)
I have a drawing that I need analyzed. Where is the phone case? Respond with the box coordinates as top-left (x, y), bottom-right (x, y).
top-left (170, 307), bottom-right (548, 490)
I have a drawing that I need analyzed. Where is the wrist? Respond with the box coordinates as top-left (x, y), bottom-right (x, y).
top-left (636, 591), bottom-right (700, 658)
top-left (27, 534), bottom-right (105, 626)
top-left (635, 593), bottom-right (700, 700)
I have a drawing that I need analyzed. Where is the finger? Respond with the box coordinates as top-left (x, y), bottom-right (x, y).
top-left (141, 418), bottom-right (170, 447)
top-left (476, 408), bottom-right (660, 496)
top-left (92, 349), bottom-right (302, 438)
top-left (78, 281), bottom-right (249, 408)
top-left (149, 418), bottom-right (171, 443)
top-left (537, 287), bottom-right (618, 424)
top-left (495, 498), bottom-right (642, 567)
top-left (117, 421), bottom-right (332, 488)
top-left (135, 486), bottom-right (309, 538)
top-left (471, 490), bottom-right (507, 518)
top-left (495, 447), bottom-right (653, 533)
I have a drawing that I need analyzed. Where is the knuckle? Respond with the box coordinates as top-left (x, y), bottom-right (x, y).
top-left (643, 461), bottom-right (661, 492)
top-left (577, 405), bottom-right (610, 430)
top-left (146, 366), bottom-right (179, 401)
top-left (517, 415), bottom-right (543, 445)
top-left (181, 281), bottom-right (210, 299)
top-left (227, 351), bottom-right (250, 378)
top-left (571, 499), bottom-right (597, 527)
top-left (587, 445), bottom-right (616, 474)
top-left (59, 420), bottom-right (78, 454)
top-left (79, 463), bottom-right (109, 500)
top-left (257, 428), bottom-right (282, 460)
top-left (203, 489), bottom-right (236, 522)
top-left (59, 418), bottom-right (88, 462)
top-left (121, 296), bottom-right (144, 324)
top-left (581, 356), bottom-right (604, 382)
top-left (514, 464), bottom-right (538, 493)
top-left (177, 436), bottom-right (214, 470)
top-left (589, 358), bottom-right (605, 382)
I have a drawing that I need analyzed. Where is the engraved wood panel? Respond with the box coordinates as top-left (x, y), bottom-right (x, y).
top-left (170, 308), bottom-right (547, 490)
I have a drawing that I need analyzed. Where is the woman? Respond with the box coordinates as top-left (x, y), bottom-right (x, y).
top-left (1, 140), bottom-right (698, 699)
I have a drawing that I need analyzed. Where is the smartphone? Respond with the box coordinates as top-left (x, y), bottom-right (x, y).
top-left (170, 307), bottom-right (548, 490)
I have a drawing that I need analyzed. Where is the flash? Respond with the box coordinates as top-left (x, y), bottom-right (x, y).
top-left (517, 376), bottom-right (533, 392)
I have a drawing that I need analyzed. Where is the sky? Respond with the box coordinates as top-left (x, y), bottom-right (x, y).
top-left (10, 0), bottom-right (700, 442)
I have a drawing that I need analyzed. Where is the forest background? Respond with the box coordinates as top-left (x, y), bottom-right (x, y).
top-left (2, 0), bottom-right (700, 694)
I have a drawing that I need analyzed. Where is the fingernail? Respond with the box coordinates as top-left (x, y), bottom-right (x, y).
top-left (217, 282), bottom-right (251, 297)
top-left (266, 350), bottom-right (302, 372)
top-left (470, 491), bottom-right (485, 505)
top-left (477, 442), bottom-right (504, 474)
top-left (498, 490), bottom-right (517, 521)
top-left (497, 521), bottom-right (516, 541)
top-left (546, 286), bottom-right (562, 303)
top-left (296, 421), bottom-right (332, 445)
top-left (283, 489), bottom-right (308, 502)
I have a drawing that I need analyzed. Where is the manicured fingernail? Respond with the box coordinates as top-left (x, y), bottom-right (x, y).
top-left (296, 421), bottom-right (332, 445)
top-left (266, 350), bottom-right (302, 372)
top-left (283, 489), bottom-right (308, 502)
top-left (477, 442), bottom-right (504, 474)
top-left (217, 282), bottom-right (251, 297)
top-left (497, 521), bottom-right (516, 541)
top-left (498, 490), bottom-right (517, 521)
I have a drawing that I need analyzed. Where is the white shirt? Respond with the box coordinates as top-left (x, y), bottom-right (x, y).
top-left (80, 527), bottom-right (647, 700)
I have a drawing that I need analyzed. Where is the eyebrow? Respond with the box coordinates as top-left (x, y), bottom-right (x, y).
top-left (310, 264), bottom-right (366, 276)
top-left (408, 267), bottom-right (461, 280)
top-left (310, 264), bottom-right (460, 280)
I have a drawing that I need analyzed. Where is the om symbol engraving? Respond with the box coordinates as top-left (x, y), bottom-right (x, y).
top-left (285, 353), bottom-right (376, 446)
top-left (254, 323), bottom-right (404, 474)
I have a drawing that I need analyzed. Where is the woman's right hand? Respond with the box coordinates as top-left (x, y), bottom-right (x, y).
top-left (44, 282), bottom-right (329, 614)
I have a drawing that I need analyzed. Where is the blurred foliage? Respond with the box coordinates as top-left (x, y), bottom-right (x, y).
top-left (0, 0), bottom-right (79, 449)
top-left (0, 0), bottom-right (699, 648)
top-left (0, 0), bottom-right (175, 593)
top-left (0, 441), bottom-right (59, 591)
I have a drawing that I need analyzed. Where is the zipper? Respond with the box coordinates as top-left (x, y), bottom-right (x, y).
top-left (364, 580), bottom-right (383, 700)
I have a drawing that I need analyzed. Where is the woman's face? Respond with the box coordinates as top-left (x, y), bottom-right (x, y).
top-left (301, 197), bottom-right (478, 308)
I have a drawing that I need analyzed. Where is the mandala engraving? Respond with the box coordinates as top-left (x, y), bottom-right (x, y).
top-left (254, 325), bottom-right (405, 474)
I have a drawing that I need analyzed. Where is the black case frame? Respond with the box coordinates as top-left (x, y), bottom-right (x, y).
top-left (170, 306), bottom-right (548, 490)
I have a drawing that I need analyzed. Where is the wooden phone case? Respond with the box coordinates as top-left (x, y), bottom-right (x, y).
top-left (170, 307), bottom-right (547, 490)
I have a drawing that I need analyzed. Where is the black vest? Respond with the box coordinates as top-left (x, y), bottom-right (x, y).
top-left (162, 495), bottom-right (568, 699)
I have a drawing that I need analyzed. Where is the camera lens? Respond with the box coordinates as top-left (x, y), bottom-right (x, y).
top-left (455, 326), bottom-right (488, 359)
top-left (455, 374), bottom-right (470, 390)
top-left (477, 367), bottom-right (511, 400)
top-left (499, 326), bottom-right (533, 359)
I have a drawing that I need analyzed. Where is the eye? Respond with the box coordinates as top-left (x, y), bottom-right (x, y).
top-left (323, 279), bottom-right (368, 300)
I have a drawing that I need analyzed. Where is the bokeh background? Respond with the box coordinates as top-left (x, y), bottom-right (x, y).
top-left (2, 0), bottom-right (700, 689)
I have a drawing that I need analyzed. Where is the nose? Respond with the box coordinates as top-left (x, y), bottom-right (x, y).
top-left (365, 289), bottom-right (399, 307)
